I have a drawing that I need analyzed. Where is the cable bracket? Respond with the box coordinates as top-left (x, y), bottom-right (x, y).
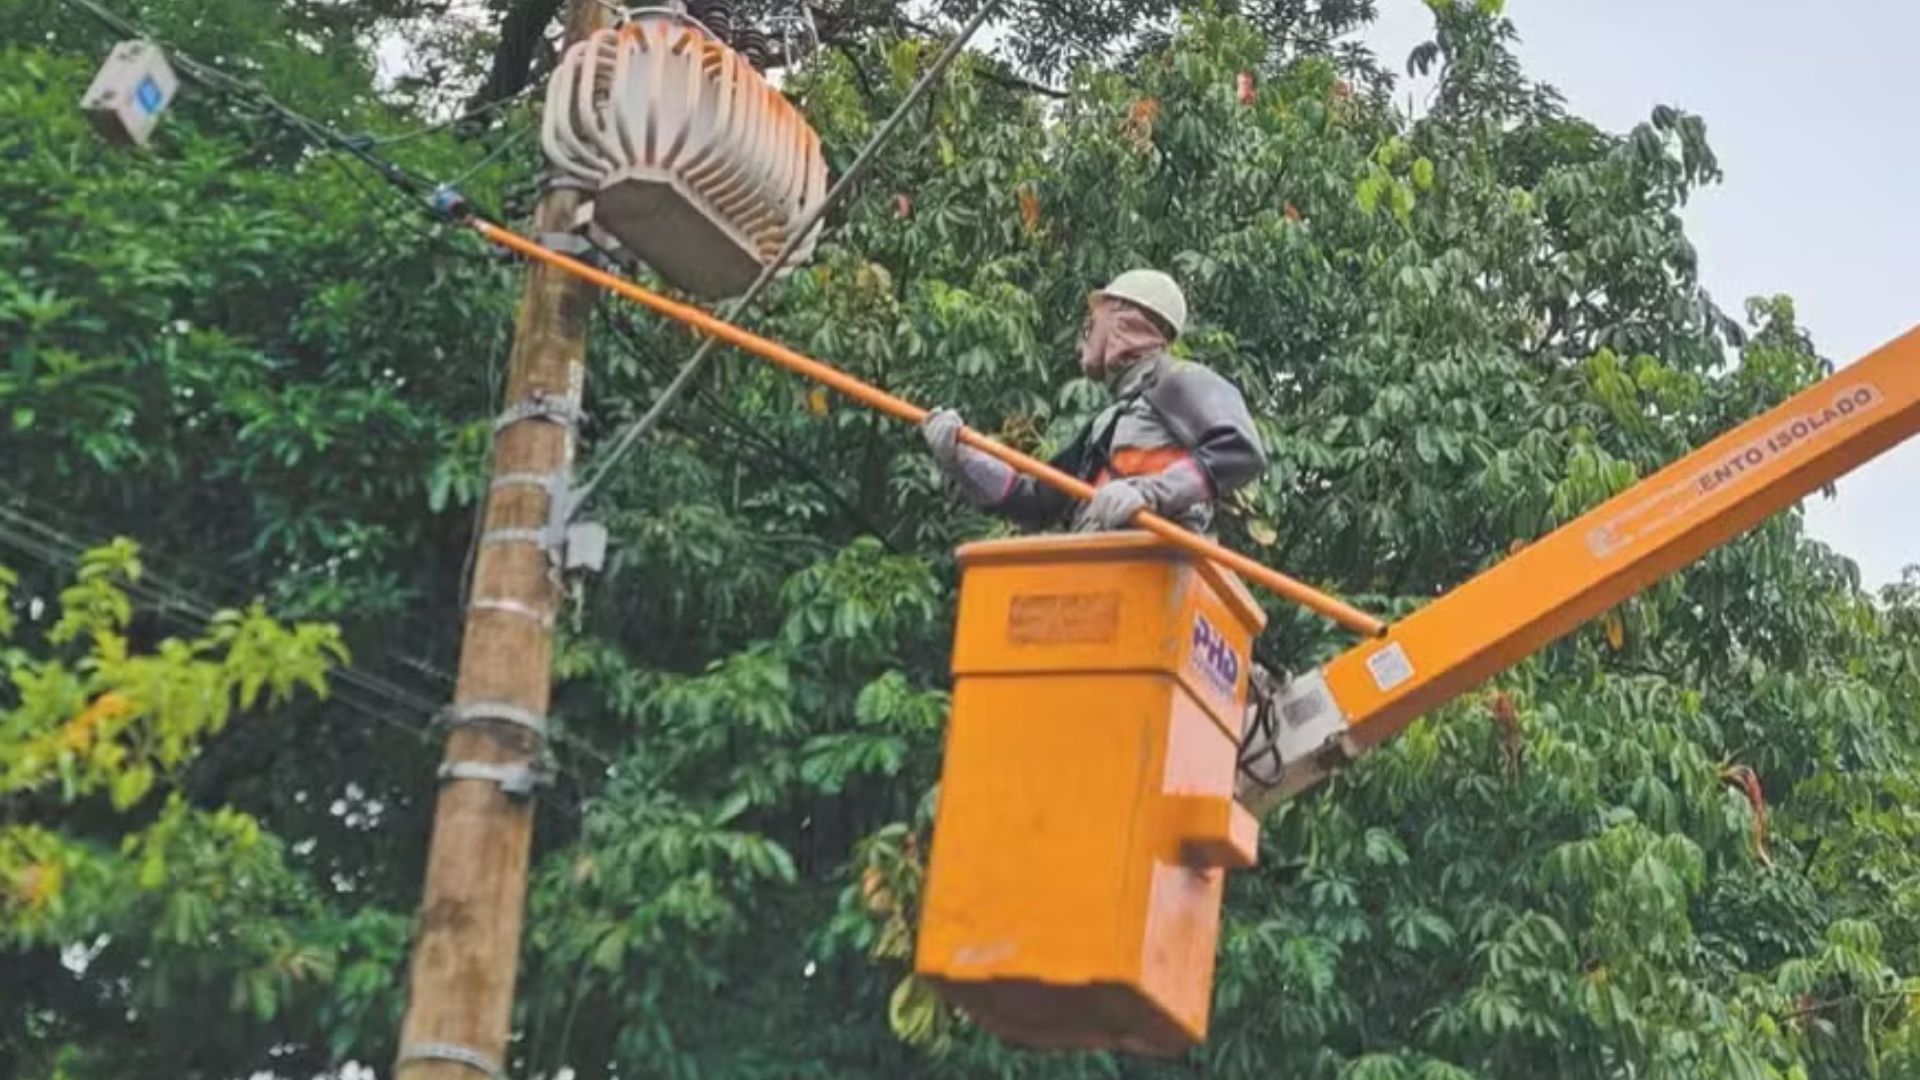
top-left (469, 596), bottom-right (556, 629)
top-left (536, 230), bottom-right (596, 259)
top-left (475, 472), bottom-right (606, 574)
top-left (396, 1041), bottom-right (503, 1079)
top-left (492, 391), bottom-right (584, 435)
top-left (490, 470), bottom-right (566, 493)
top-left (438, 758), bottom-right (554, 798)
top-left (440, 700), bottom-right (548, 739)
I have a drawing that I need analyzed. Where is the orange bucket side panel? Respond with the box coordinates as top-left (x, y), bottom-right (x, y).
top-left (915, 674), bottom-right (1165, 984)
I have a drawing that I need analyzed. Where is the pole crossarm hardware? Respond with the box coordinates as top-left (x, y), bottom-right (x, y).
top-left (479, 464), bottom-right (607, 574)
top-left (457, 215), bottom-right (1387, 638)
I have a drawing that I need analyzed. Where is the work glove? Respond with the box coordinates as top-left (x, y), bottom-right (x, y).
top-left (922, 408), bottom-right (1016, 507)
top-left (1074, 478), bottom-right (1150, 532)
top-left (1130, 460), bottom-right (1213, 520)
top-left (1074, 462), bottom-right (1214, 532)
top-left (921, 408), bottom-right (965, 466)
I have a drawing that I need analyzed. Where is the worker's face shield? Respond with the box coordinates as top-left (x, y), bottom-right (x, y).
top-left (1080, 293), bottom-right (1118, 377)
top-left (1080, 294), bottom-right (1170, 380)
top-left (1080, 291), bottom-right (1108, 338)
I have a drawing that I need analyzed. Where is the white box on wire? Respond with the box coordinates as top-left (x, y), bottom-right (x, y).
top-left (80, 40), bottom-right (178, 147)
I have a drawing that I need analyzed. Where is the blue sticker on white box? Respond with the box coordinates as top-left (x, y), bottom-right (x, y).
top-left (135, 75), bottom-right (164, 115)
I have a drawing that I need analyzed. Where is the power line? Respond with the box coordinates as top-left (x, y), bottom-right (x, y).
top-left (0, 503), bottom-right (438, 719)
top-left (439, 119), bottom-right (538, 193)
top-left (0, 498), bottom-right (620, 768)
top-left (60, 0), bottom-right (435, 196)
top-left (56, 0), bottom-right (512, 261)
top-left (0, 514), bottom-right (418, 742)
top-left (0, 483), bottom-right (458, 688)
top-left (0, 510), bottom-right (612, 830)
top-left (371, 82), bottom-right (544, 147)
top-left (57, 0), bottom-right (998, 530)
top-left (597, 317), bottom-right (897, 548)
top-left (319, 153), bottom-right (491, 265)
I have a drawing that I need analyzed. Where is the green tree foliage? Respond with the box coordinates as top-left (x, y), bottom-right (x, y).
top-left (4, 0), bottom-right (1920, 1077)
top-left (449, 0), bottom-right (1386, 108)
top-left (0, 542), bottom-right (392, 1078)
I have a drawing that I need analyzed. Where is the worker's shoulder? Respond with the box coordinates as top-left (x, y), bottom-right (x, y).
top-left (1145, 353), bottom-right (1247, 403)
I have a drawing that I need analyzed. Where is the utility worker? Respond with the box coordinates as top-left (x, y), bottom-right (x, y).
top-left (920, 269), bottom-right (1267, 533)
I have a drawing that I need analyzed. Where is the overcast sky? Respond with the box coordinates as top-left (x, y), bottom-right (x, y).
top-left (1364, 0), bottom-right (1919, 587)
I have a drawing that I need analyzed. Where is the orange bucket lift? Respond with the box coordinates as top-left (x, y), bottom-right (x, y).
top-left (914, 533), bottom-right (1265, 1056)
top-left (464, 202), bottom-right (1920, 1059)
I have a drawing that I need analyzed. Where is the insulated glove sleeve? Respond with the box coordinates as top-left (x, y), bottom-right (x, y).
top-left (922, 408), bottom-right (1017, 507)
top-left (1072, 460), bottom-right (1209, 533)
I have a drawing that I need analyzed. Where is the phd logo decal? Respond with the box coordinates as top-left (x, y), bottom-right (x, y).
top-left (1189, 614), bottom-right (1242, 698)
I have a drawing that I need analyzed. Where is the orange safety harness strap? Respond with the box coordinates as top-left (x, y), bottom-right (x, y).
top-left (1097, 447), bottom-right (1207, 489)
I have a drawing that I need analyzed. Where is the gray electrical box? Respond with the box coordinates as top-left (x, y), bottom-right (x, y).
top-left (80, 40), bottom-right (178, 147)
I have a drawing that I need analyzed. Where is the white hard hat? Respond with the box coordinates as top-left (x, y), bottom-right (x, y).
top-left (1095, 268), bottom-right (1188, 338)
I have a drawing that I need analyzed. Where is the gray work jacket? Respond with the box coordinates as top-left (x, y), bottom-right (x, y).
top-left (996, 352), bottom-right (1267, 533)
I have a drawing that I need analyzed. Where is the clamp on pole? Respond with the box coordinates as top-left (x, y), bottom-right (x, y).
top-left (477, 469), bottom-right (608, 574)
top-left (536, 227), bottom-right (614, 270)
top-left (478, 527), bottom-right (549, 549)
top-left (492, 391), bottom-right (585, 436)
top-left (439, 701), bottom-right (549, 741)
top-left (491, 470), bottom-right (564, 494)
top-left (468, 595), bottom-right (556, 629)
top-left (438, 758), bottom-right (555, 798)
top-left (396, 1041), bottom-right (504, 1079)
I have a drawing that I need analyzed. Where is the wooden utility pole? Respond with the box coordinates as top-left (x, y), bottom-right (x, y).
top-left (393, 2), bottom-right (606, 1076)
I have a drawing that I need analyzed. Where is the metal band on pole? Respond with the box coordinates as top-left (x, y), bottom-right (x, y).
top-left (395, 1042), bottom-right (505, 1079)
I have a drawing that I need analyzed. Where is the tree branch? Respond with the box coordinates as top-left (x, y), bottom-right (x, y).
top-left (470, 0), bottom-right (565, 110)
top-left (979, 67), bottom-right (1067, 99)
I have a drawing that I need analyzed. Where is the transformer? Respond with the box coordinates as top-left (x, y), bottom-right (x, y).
top-left (541, 12), bottom-right (828, 299)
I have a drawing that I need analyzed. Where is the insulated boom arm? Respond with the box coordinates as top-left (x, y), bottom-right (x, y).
top-left (1244, 325), bottom-right (1920, 810)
